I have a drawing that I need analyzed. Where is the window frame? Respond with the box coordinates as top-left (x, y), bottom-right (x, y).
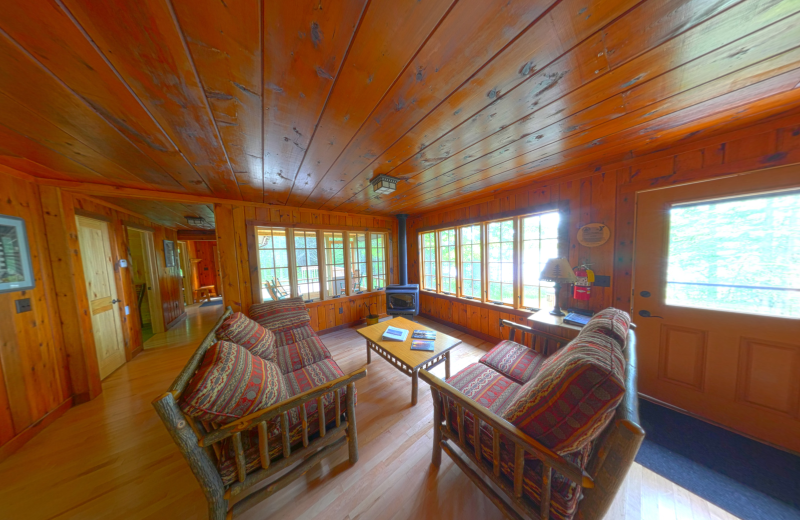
top-left (417, 203), bottom-right (567, 312)
top-left (254, 225), bottom-right (391, 303)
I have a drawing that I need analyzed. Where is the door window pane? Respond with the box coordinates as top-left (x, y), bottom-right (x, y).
top-left (371, 233), bottom-right (387, 290)
top-left (521, 212), bottom-right (559, 309)
top-left (324, 232), bottom-right (346, 297)
top-left (294, 230), bottom-right (320, 300)
top-left (487, 220), bottom-right (514, 304)
top-left (257, 227), bottom-right (290, 301)
top-left (350, 233), bottom-right (368, 292)
top-left (460, 225), bottom-right (482, 298)
top-left (422, 232), bottom-right (436, 291)
top-left (439, 229), bottom-right (457, 293)
top-left (667, 191), bottom-right (800, 318)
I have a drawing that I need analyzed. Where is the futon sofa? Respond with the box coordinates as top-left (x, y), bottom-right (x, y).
top-left (420, 308), bottom-right (643, 520)
top-left (152, 297), bottom-right (365, 520)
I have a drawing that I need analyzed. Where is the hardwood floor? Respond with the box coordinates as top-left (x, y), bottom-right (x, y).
top-left (0, 304), bottom-right (740, 520)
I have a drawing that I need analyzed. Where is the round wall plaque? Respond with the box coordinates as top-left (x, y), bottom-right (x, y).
top-left (577, 223), bottom-right (611, 247)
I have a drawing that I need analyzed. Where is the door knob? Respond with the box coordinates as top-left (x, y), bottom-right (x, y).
top-left (638, 310), bottom-right (663, 318)
top-left (111, 299), bottom-right (121, 304)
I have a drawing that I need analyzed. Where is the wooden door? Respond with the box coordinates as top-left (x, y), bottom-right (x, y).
top-left (633, 165), bottom-right (800, 452)
top-left (76, 217), bottom-right (126, 380)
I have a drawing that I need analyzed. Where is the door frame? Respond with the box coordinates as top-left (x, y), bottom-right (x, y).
top-left (177, 240), bottom-right (193, 307)
top-left (127, 227), bottom-right (165, 335)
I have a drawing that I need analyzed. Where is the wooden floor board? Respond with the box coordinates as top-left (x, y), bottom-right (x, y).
top-left (0, 304), bottom-right (742, 520)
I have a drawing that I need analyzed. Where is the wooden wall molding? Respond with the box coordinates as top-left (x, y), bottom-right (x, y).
top-left (0, 398), bottom-right (72, 464)
top-left (414, 201), bottom-right (565, 233)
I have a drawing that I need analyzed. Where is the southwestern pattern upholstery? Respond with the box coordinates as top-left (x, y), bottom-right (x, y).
top-left (217, 358), bottom-right (352, 486)
top-left (274, 335), bottom-right (332, 374)
top-left (273, 322), bottom-right (317, 347)
top-left (179, 341), bottom-right (288, 424)
top-left (249, 296), bottom-right (312, 332)
top-left (479, 339), bottom-right (545, 384)
top-left (429, 307), bottom-right (640, 520)
top-left (503, 331), bottom-right (626, 455)
top-left (215, 312), bottom-right (277, 363)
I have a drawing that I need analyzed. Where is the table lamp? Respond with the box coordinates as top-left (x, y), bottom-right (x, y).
top-left (540, 258), bottom-right (578, 316)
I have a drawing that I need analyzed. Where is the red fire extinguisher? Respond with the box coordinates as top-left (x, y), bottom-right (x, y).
top-left (573, 265), bottom-right (594, 301)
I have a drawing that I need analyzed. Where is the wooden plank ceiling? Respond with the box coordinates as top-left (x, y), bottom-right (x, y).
top-left (1, 0), bottom-right (799, 217)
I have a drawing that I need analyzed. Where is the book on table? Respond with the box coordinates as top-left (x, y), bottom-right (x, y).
top-left (381, 325), bottom-right (409, 341)
top-left (411, 330), bottom-right (436, 340)
top-left (410, 340), bottom-right (435, 352)
top-left (563, 312), bottom-right (591, 327)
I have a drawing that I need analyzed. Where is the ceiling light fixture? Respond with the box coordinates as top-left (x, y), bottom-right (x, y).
top-left (370, 174), bottom-right (399, 195)
top-left (186, 216), bottom-right (213, 229)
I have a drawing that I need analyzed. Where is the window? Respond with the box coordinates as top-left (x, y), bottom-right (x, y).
top-left (421, 231), bottom-right (436, 291)
top-left (324, 231), bottom-right (346, 297)
top-left (418, 209), bottom-right (563, 310)
top-left (487, 220), bottom-right (515, 304)
top-left (257, 228), bottom-right (290, 301)
top-left (667, 191), bottom-right (800, 318)
top-left (371, 233), bottom-right (387, 290)
top-left (350, 233), bottom-right (368, 292)
top-left (439, 229), bottom-right (457, 294)
top-left (294, 230), bottom-right (320, 300)
top-left (460, 225), bottom-right (482, 299)
top-left (521, 212), bottom-right (560, 309)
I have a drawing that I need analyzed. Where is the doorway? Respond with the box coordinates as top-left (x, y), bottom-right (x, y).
top-left (126, 227), bottom-right (164, 343)
top-left (632, 165), bottom-right (800, 452)
top-left (75, 216), bottom-right (126, 380)
top-left (177, 241), bottom-right (193, 307)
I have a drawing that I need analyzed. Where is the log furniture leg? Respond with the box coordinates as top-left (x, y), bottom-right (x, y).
top-left (346, 382), bottom-right (358, 464)
top-left (445, 351), bottom-right (451, 379)
top-left (411, 368), bottom-right (419, 406)
top-left (366, 340), bottom-right (371, 364)
top-left (431, 387), bottom-right (443, 466)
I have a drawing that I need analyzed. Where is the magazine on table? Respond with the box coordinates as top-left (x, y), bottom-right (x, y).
top-left (381, 325), bottom-right (409, 341)
top-left (410, 340), bottom-right (435, 352)
top-left (411, 330), bottom-right (436, 340)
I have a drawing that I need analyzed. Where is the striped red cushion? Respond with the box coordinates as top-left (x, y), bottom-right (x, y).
top-left (274, 336), bottom-right (331, 374)
top-left (216, 312), bottom-right (277, 363)
top-left (179, 341), bottom-right (287, 424)
top-left (479, 340), bottom-right (545, 384)
top-left (249, 297), bottom-right (311, 332)
top-left (503, 332), bottom-right (625, 455)
top-left (579, 307), bottom-right (631, 350)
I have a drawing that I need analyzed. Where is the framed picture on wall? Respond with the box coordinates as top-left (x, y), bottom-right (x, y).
top-left (164, 240), bottom-right (175, 268)
top-left (0, 214), bottom-right (35, 294)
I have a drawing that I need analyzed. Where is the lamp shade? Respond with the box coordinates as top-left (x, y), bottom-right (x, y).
top-left (540, 257), bottom-right (578, 283)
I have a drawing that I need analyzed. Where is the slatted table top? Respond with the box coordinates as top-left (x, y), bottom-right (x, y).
top-left (356, 317), bottom-right (462, 369)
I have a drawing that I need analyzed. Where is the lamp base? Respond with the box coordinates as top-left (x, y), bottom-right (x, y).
top-left (550, 282), bottom-right (566, 316)
top-left (549, 308), bottom-right (566, 317)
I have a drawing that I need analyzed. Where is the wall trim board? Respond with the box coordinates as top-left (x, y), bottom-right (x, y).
top-left (0, 398), bottom-right (72, 464)
top-left (165, 312), bottom-right (187, 330)
top-left (419, 312), bottom-right (503, 347)
top-left (303, 290), bottom-right (387, 309)
top-left (420, 291), bottom-right (539, 319)
top-left (414, 200), bottom-right (565, 233)
top-left (83, 195), bottom-right (152, 223)
top-left (247, 220), bottom-right (393, 233)
top-left (73, 208), bottom-right (112, 222)
top-left (177, 229), bottom-right (215, 240)
top-left (121, 220), bottom-right (155, 233)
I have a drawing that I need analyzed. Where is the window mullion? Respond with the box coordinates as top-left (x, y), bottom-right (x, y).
top-left (513, 217), bottom-right (521, 310)
top-left (366, 232), bottom-right (373, 292)
top-left (317, 230), bottom-right (326, 300)
top-left (435, 231), bottom-right (442, 293)
top-left (343, 231), bottom-right (352, 296)
top-left (455, 227), bottom-right (462, 298)
top-left (481, 223), bottom-right (488, 303)
top-left (286, 229), bottom-right (298, 298)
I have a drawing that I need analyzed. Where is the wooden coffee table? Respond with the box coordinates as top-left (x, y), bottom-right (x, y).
top-left (356, 317), bottom-right (462, 405)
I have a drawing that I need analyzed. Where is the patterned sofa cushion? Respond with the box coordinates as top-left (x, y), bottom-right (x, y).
top-left (216, 312), bottom-right (277, 363)
top-left (179, 341), bottom-right (288, 424)
top-left (503, 332), bottom-right (625, 455)
top-left (273, 323), bottom-right (317, 348)
top-left (444, 363), bottom-right (586, 520)
top-left (479, 340), bottom-right (545, 384)
top-left (216, 358), bottom-right (354, 485)
top-left (249, 297), bottom-right (311, 332)
top-left (579, 307), bottom-right (631, 350)
top-left (274, 335), bottom-right (332, 374)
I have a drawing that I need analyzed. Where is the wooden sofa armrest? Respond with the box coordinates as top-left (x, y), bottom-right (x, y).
top-left (499, 318), bottom-right (571, 353)
top-left (198, 366), bottom-right (368, 446)
top-left (419, 368), bottom-right (593, 489)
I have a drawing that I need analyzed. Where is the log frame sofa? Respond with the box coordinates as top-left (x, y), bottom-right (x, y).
top-left (420, 313), bottom-right (643, 520)
top-left (152, 303), bottom-right (366, 520)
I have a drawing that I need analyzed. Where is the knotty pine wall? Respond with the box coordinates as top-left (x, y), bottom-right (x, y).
top-left (0, 173), bottom-right (186, 460)
top-left (407, 111), bottom-right (800, 345)
top-left (192, 241), bottom-right (218, 289)
top-left (214, 203), bottom-right (398, 333)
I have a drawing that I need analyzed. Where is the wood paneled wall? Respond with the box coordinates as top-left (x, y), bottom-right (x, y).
top-left (214, 203), bottom-right (398, 332)
top-left (0, 174), bottom-right (186, 459)
top-left (407, 111), bottom-right (800, 345)
top-left (0, 173), bottom-right (71, 459)
top-left (192, 241), bottom-right (218, 289)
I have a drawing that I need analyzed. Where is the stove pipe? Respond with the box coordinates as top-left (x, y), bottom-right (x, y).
top-left (396, 214), bottom-right (408, 285)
